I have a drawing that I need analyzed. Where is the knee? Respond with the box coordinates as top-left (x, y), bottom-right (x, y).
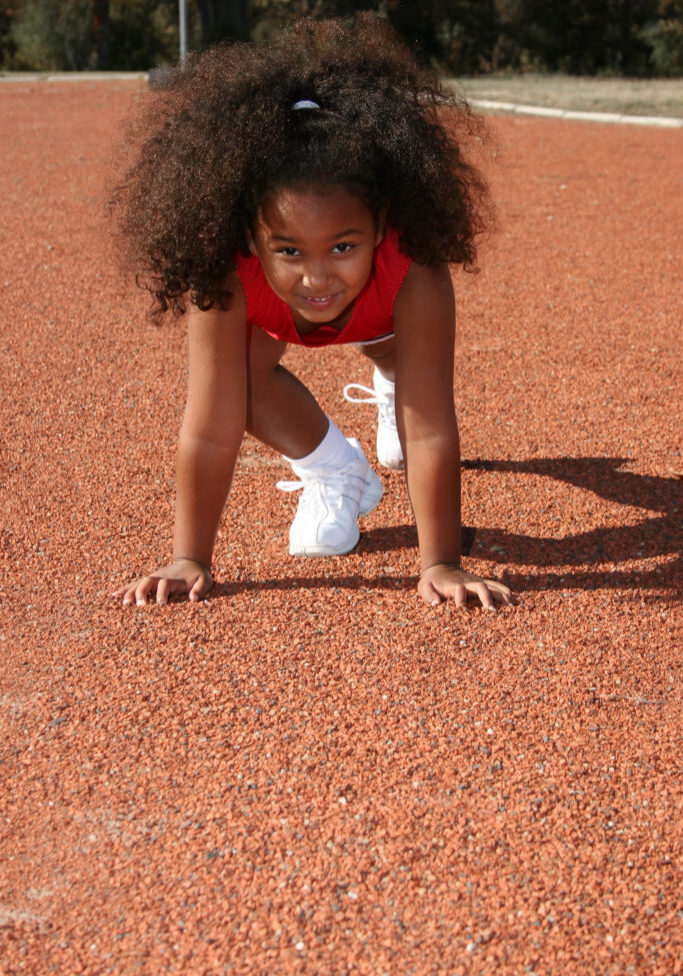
top-left (247, 361), bottom-right (278, 422)
top-left (358, 335), bottom-right (396, 370)
top-left (248, 333), bottom-right (287, 386)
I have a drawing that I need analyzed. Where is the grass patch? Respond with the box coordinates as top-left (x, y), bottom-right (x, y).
top-left (448, 74), bottom-right (683, 117)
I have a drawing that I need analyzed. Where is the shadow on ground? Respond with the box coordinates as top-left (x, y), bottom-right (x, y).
top-left (211, 457), bottom-right (681, 600)
top-left (462, 457), bottom-right (681, 594)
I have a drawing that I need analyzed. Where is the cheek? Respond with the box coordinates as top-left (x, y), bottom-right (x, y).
top-left (348, 250), bottom-right (375, 285)
top-left (261, 259), bottom-right (297, 295)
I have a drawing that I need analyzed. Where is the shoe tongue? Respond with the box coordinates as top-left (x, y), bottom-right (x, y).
top-left (291, 461), bottom-right (340, 480)
top-left (291, 453), bottom-right (360, 480)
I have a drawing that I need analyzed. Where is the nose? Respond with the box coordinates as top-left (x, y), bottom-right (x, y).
top-left (301, 260), bottom-right (331, 291)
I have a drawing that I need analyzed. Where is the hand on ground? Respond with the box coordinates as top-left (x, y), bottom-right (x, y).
top-left (418, 563), bottom-right (513, 611)
top-left (113, 559), bottom-right (213, 606)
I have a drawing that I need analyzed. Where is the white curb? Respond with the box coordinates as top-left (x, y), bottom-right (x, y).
top-left (0, 72), bottom-right (147, 82)
top-left (470, 98), bottom-right (682, 128)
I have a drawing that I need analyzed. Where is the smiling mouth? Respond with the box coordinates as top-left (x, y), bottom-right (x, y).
top-left (300, 294), bottom-right (339, 306)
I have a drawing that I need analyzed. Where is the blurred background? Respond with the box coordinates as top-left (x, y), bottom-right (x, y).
top-left (0, 0), bottom-right (680, 77)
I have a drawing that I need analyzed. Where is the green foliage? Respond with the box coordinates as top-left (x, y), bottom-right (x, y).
top-left (109, 0), bottom-right (184, 70)
top-left (196, 0), bottom-right (250, 43)
top-left (8, 0), bottom-right (93, 70)
top-left (2, 0), bottom-right (202, 70)
top-left (640, 16), bottom-right (683, 74)
top-left (250, 0), bottom-right (373, 43)
top-left (519, 0), bottom-right (657, 75)
top-left (489, 0), bottom-right (683, 76)
top-left (386, 1), bottom-right (498, 74)
top-left (250, 0), bottom-right (498, 71)
top-left (0, 2), bottom-right (23, 67)
top-left (0, 0), bottom-right (680, 74)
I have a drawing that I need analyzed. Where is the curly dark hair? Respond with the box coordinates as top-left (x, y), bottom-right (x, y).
top-left (111, 14), bottom-right (493, 322)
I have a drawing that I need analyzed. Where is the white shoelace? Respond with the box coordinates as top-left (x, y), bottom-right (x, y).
top-left (276, 478), bottom-right (330, 519)
top-left (343, 383), bottom-right (397, 430)
top-left (276, 470), bottom-right (365, 509)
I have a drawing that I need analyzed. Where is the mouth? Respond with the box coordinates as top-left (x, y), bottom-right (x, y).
top-left (299, 293), bottom-right (340, 309)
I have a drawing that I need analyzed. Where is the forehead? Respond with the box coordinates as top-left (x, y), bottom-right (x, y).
top-left (256, 186), bottom-right (375, 238)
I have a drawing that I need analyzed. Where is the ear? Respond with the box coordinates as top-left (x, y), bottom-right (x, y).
top-left (374, 205), bottom-right (388, 247)
top-left (246, 227), bottom-right (258, 257)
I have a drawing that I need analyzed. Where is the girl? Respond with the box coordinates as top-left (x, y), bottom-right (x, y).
top-left (111, 15), bottom-right (512, 611)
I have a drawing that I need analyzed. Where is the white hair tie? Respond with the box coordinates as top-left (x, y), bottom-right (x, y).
top-left (292, 99), bottom-right (320, 111)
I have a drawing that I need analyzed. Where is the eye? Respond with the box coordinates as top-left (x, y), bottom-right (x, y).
top-left (332, 242), bottom-right (354, 254)
top-left (278, 247), bottom-right (300, 257)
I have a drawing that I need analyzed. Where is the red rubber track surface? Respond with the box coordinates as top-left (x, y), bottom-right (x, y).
top-left (1, 82), bottom-right (681, 975)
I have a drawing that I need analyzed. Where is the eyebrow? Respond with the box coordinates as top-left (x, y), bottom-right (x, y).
top-left (269, 228), bottom-right (367, 242)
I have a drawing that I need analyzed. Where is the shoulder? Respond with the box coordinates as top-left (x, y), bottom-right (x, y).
top-left (392, 261), bottom-right (457, 421)
top-left (394, 260), bottom-right (454, 321)
top-left (187, 271), bottom-right (247, 344)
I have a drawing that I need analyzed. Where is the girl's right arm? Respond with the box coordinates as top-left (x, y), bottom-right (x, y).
top-left (114, 281), bottom-right (248, 605)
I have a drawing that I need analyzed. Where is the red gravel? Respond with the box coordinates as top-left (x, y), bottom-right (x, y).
top-left (1, 81), bottom-right (681, 975)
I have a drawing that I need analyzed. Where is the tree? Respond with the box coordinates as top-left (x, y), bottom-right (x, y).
top-left (0, 1), bottom-right (23, 66)
top-left (518, 0), bottom-right (659, 74)
top-left (92, 0), bottom-right (110, 68)
top-left (387, 0), bottom-right (499, 72)
top-left (9, 0), bottom-right (93, 70)
top-left (1, 0), bottom-right (679, 73)
top-left (108, 0), bottom-right (186, 69)
top-left (196, 0), bottom-right (250, 43)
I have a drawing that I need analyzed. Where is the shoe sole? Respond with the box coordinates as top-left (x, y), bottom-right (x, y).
top-left (358, 466), bottom-right (383, 515)
top-left (378, 455), bottom-right (404, 471)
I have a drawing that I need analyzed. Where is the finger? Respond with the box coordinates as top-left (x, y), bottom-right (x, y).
top-left (160, 576), bottom-right (201, 605)
top-left (488, 581), bottom-right (514, 606)
top-left (472, 581), bottom-right (496, 611)
top-left (454, 583), bottom-right (468, 609)
top-left (118, 584), bottom-right (139, 606)
top-left (188, 579), bottom-right (202, 601)
top-left (189, 572), bottom-right (211, 602)
top-left (134, 577), bottom-right (157, 606)
top-left (418, 578), bottom-right (443, 606)
top-left (156, 577), bottom-right (172, 605)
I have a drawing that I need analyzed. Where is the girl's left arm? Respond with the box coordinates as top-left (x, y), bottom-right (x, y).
top-left (393, 261), bottom-right (512, 610)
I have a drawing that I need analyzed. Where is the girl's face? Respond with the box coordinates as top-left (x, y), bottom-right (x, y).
top-left (248, 186), bottom-right (384, 329)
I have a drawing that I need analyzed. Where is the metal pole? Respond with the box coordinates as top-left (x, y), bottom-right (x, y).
top-left (179, 0), bottom-right (188, 65)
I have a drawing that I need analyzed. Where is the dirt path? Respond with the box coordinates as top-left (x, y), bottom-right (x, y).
top-left (1, 81), bottom-right (681, 975)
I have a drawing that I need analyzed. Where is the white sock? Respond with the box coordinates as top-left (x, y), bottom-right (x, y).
top-left (285, 417), bottom-right (357, 473)
top-left (373, 367), bottom-right (395, 395)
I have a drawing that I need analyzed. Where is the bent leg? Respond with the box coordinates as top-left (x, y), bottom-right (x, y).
top-left (355, 334), bottom-right (396, 381)
top-left (247, 327), bottom-right (381, 558)
top-left (347, 335), bottom-right (403, 469)
top-left (246, 327), bottom-right (328, 458)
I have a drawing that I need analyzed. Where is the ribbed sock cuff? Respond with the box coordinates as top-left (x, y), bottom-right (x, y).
top-left (284, 417), bottom-right (356, 472)
top-left (373, 367), bottom-right (395, 394)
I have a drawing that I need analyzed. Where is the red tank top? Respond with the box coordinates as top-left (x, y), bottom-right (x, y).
top-left (235, 228), bottom-right (412, 347)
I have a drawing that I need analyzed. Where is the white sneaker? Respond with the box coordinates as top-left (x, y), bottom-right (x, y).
top-left (343, 369), bottom-right (404, 470)
top-left (277, 438), bottom-right (383, 556)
